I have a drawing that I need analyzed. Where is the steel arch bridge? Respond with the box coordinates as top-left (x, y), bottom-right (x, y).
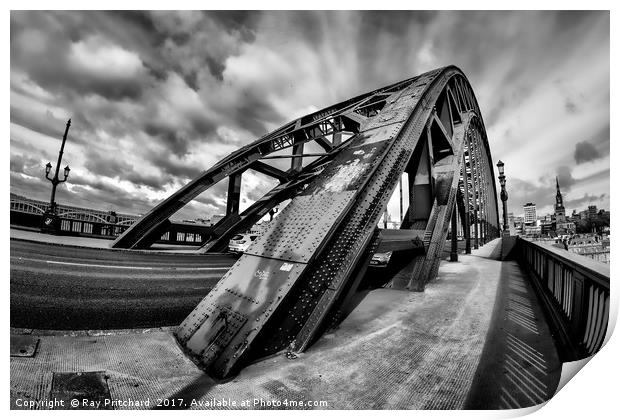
top-left (113, 65), bottom-right (500, 378)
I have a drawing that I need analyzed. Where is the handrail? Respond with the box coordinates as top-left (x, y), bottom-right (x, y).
top-left (516, 237), bottom-right (610, 361)
top-left (524, 239), bottom-right (610, 286)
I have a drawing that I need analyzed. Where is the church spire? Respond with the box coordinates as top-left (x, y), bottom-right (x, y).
top-left (555, 176), bottom-right (565, 221)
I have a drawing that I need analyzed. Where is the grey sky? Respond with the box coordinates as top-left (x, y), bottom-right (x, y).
top-left (10, 11), bottom-right (610, 219)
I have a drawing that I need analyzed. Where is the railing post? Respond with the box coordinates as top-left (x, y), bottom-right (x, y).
top-left (571, 273), bottom-right (586, 348)
top-left (543, 254), bottom-right (549, 291)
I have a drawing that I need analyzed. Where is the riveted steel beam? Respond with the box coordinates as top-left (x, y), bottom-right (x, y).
top-left (249, 161), bottom-right (290, 182)
top-left (460, 155), bottom-right (472, 254)
top-left (172, 66), bottom-right (498, 378)
top-left (112, 74), bottom-right (421, 249)
top-left (225, 173), bottom-right (242, 216)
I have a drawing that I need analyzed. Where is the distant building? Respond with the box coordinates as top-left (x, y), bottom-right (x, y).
top-left (524, 224), bottom-right (541, 235)
top-left (557, 221), bottom-right (576, 234)
top-left (523, 202), bottom-right (537, 225)
top-left (541, 214), bottom-right (553, 223)
top-left (513, 215), bottom-right (524, 235)
top-left (554, 177), bottom-right (566, 223)
top-left (539, 220), bottom-right (554, 235)
top-left (211, 214), bottom-right (225, 225)
top-left (588, 205), bottom-right (598, 219)
top-left (183, 218), bottom-right (212, 226)
top-left (568, 233), bottom-right (610, 264)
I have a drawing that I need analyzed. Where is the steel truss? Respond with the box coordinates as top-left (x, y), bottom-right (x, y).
top-left (156, 66), bottom-right (503, 379)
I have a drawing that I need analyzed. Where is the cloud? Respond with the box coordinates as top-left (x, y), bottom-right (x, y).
top-left (504, 162), bottom-right (608, 216)
top-left (505, 177), bottom-right (555, 214)
top-left (10, 154), bottom-right (42, 175)
top-left (564, 97), bottom-right (579, 114)
top-left (556, 165), bottom-right (576, 191)
top-left (565, 193), bottom-right (607, 210)
top-left (10, 11), bottom-right (610, 221)
top-left (574, 140), bottom-right (601, 164)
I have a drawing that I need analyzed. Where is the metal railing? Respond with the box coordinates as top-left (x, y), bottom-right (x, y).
top-left (517, 237), bottom-right (610, 361)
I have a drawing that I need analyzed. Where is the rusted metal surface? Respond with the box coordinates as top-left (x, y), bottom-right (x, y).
top-left (10, 335), bottom-right (39, 358)
top-left (49, 371), bottom-right (112, 410)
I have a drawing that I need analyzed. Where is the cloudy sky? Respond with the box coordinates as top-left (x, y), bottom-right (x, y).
top-left (10, 11), bottom-right (610, 221)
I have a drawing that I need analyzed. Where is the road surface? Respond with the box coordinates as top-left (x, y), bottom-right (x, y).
top-left (10, 239), bottom-right (237, 330)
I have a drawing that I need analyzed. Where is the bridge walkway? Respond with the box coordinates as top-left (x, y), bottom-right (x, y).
top-left (10, 239), bottom-right (561, 410)
top-left (465, 241), bottom-right (562, 409)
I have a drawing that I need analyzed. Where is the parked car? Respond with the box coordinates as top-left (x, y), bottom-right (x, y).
top-left (369, 251), bottom-right (392, 268)
top-left (228, 233), bottom-right (258, 254)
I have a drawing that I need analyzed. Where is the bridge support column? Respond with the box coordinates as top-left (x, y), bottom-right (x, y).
top-left (472, 201), bottom-right (479, 249)
top-left (450, 204), bottom-right (458, 262)
top-left (460, 156), bottom-right (472, 254)
top-left (226, 173), bottom-right (242, 216)
top-left (457, 195), bottom-right (471, 255)
top-left (291, 142), bottom-right (304, 172)
top-left (469, 137), bottom-right (480, 250)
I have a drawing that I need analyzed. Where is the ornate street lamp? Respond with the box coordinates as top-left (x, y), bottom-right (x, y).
top-left (41, 119), bottom-right (72, 233)
top-left (496, 160), bottom-right (509, 234)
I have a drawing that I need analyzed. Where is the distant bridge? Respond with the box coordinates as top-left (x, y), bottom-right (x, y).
top-left (9, 194), bottom-right (210, 245)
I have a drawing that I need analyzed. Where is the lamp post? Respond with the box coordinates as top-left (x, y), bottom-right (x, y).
top-left (41, 119), bottom-right (71, 233)
top-left (496, 160), bottom-right (508, 234)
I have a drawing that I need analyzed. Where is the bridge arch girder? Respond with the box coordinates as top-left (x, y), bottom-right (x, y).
top-left (56, 211), bottom-right (109, 223)
top-left (171, 66), bottom-right (501, 379)
top-left (111, 75), bottom-right (429, 250)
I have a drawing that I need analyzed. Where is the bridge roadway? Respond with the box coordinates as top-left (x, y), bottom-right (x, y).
top-left (10, 237), bottom-right (562, 409)
top-left (10, 235), bottom-right (237, 330)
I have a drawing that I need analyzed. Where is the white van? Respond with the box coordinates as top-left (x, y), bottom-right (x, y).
top-left (228, 233), bottom-right (258, 254)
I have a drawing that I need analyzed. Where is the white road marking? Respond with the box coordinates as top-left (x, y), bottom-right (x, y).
top-left (12, 256), bottom-right (229, 271)
top-left (46, 261), bottom-right (230, 271)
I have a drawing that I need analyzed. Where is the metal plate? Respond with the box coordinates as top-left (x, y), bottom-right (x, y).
top-left (244, 191), bottom-right (355, 263)
top-left (355, 124), bottom-right (401, 147)
top-left (175, 254), bottom-right (307, 377)
top-left (49, 371), bottom-right (112, 410)
top-left (10, 335), bottom-right (39, 357)
top-left (306, 142), bottom-right (391, 193)
top-left (181, 304), bottom-right (248, 367)
top-left (361, 106), bottom-right (413, 131)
